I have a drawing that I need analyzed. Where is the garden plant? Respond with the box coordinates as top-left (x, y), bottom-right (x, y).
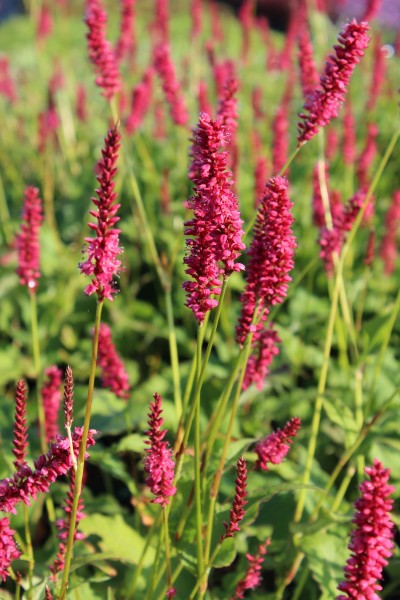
top-left (0, 0), bottom-right (399, 598)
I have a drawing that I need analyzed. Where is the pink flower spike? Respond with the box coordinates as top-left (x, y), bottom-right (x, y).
top-left (166, 588), bottom-right (176, 599)
top-left (183, 112), bottom-right (245, 323)
top-left (298, 26), bottom-right (319, 101)
top-left (16, 186), bottom-right (43, 291)
top-left (0, 517), bottom-right (21, 582)
top-left (13, 380), bottom-right (28, 469)
top-left (0, 427), bottom-right (96, 514)
top-left (242, 322), bottom-right (281, 391)
top-left (255, 417), bottom-right (301, 471)
top-left (97, 323), bottom-right (130, 399)
top-left (298, 20), bottom-right (370, 145)
top-left (380, 190), bottom-right (400, 275)
top-left (144, 393), bottom-right (176, 508)
top-left (337, 459), bottom-right (394, 599)
top-left (79, 125), bottom-right (122, 302)
top-left (236, 176), bottom-right (296, 345)
top-left (114, 0), bottom-right (136, 63)
top-left (230, 540), bottom-right (271, 599)
top-left (85, 0), bottom-right (121, 101)
top-left (0, 57), bottom-right (17, 103)
top-left (126, 67), bottom-right (154, 135)
top-left (42, 366), bottom-right (63, 444)
top-left (222, 457), bottom-right (248, 540)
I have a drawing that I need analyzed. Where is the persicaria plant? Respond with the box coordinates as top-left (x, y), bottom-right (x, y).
top-left (0, 1), bottom-right (399, 598)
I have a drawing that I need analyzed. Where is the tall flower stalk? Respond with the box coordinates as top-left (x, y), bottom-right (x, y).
top-left (60, 125), bottom-right (122, 598)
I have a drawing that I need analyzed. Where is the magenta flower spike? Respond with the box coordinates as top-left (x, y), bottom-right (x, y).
top-left (153, 42), bottom-right (188, 126)
top-left (298, 19), bottom-right (370, 145)
top-left (84, 0), bottom-right (121, 101)
top-left (126, 67), bottom-right (154, 135)
top-left (0, 427), bottom-right (96, 514)
top-left (16, 186), bottom-right (43, 292)
top-left (380, 190), bottom-right (400, 274)
top-left (272, 102), bottom-right (289, 174)
top-left (144, 393), bottom-right (176, 507)
top-left (222, 457), bottom-right (248, 540)
top-left (42, 366), bottom-right (63, 444)
top-left (242, 322), bottom-right (281, 391)
top-left (0, 57), bottom-right (17, 103)
top-left (236, 176), bottom-right (296, 345)
top-left (97, 323), bottom-right (130, 399)
top-left (183, 112), bottom-right (245, 323)
top-left (13, 380), bottom-right (28, 469)
top-left (342, 100), bottom-right (356, 166)
top-left (255, 417), bottom-right (301, 471)
top-left (79, 125), bottom-right (122, 302)
top-left (230, 540), bottom-right (271, 600)
top-left (337, 459), bottom-right (394, 599)
top-left (114, 0), bottom-right (136, 63)
top-left (0, 517), bottom-right (21, 582)
top-left (298, 26), bottom-right (319, 101)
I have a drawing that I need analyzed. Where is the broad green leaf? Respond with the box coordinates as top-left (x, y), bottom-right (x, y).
top-left (212, 537), bottom-right (236, 568)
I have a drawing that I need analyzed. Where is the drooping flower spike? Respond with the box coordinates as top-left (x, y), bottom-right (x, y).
top-left (16, 186), bottom-right (43, 291)
top-left (0, 427), bottom-right (96, 514)
top-left (144, 393), bottom-right (176, 507)
top-left (337, 459), bottom-right (394, 599)
top-left (254, 417), bottom-right (301, 471)
top-left (298, 19), bottom-right (370, 145)
top-left (79, 125), bottom-right (123, 301)
top-left (97, 323), bottom-right (130, 399)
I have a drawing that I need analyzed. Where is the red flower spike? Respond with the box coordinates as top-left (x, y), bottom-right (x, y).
top-left (144, 393), bottom-right (176, 507)
top-left (183, 113), bottom-right (245, 323)
top-left (153, 42), bottom-right (188, 126)
top-left (114, 0), bottom-right (136, 63)
top-left (337, 459), bottom-right (394, 599)
top-left (255, 417), bottom-right (301, 471)
top-left (79, 125), bottom-right (123, 302)
top-left (242, 322), bottom-right (281, 391)
top-left (380, 190), bottom-right (400, 275)
top-left (298, 26), bottom-right (319, 101)
top-left (298, 20), bottom-right (370, 145)
top-left (222, 457), bottom-right (248, 540)
top-left (0, 427), bottom-right (96, 514)
top-left (13, 380), bottom-right (28, 469)
top-left (126, 67), bottom-right (153, 135)
top-left (230, 540), bottom-right (271, 599)
top-left (97, 323), bottom-right (130, 399)
top-left (0, 517), bottom-right (21, 582)
top-left (16, 186), bottom-right (43, 291)
top-left (42, 366), bottom-right (63, 444)
top-left (236, 176), bottom-right (296, 345)
top-left (85, 0), bottom-right (121, 101)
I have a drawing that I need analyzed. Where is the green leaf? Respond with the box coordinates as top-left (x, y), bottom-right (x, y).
top-left (212, 537), bottom-right (236, 568)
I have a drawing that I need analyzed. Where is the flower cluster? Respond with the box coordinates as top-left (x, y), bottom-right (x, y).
top-left (84, 0), bottom-right (121, 100)
top-left (13, 380), bottom-right (28, 468)
top-left (222, 457), bottom-right (248, 540)
top-left (0, 57), bottom-right (16, 103)
top-left (97, 323), bottom-right (130, 399)
top-left (42, 365), bottom-right (63, 443)
top-left (79, 125), bottom-right (122, 301)
top-left (298, 25), bottom-right (319, 100)
top-left (16, 186), bottom-right (43, 291)
top-left (380, 190), bottom-right (400, 274)
top-left (0, 427), bottom-right (96, 514)
top-left (230, 540), bottom-right (270, 599)
top-left (255, 417), bottom-right (301, 471)
top-left (0, 517), bottom-right (21, 582)
top-left (144, 393), bottom-right (176, 507)
top-left (126, 67), bottom-right (153, 134)
top-left (236, 176), bottom-right (296, 345)
top-left (114, 0), bottom-right (136, 63)
top-left (337, 459), bottom-right (394, 599)
top-left (183, 112), bottom-right (245, 322)
top-left (298, 19), bottom-right (370, 145)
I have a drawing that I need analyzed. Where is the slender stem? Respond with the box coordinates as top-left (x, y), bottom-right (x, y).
top-left (59, 299), bottom-right (104, 599)
top-left (163, 507), bottom-right (173, 593)
top-left (165, 287), bottom-right (182, 419)
top-left (331, 465), bottom-right (356, 513)
top-left (126, 514), bottom-right (162, 599)
top-left (144, 526), bottom-right (163, 600)
top-left (23, 505), bottom-right (34, 600)
top-left (194, 328), bottom-right (204, 578)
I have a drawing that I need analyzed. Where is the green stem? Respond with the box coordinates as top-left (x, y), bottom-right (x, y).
top-left (23, 505), bottom-right (34, 600)
top-left (165, 287), bottom-right (182, 419)
top-left (163, 507), bottom-right (173, 593)
top-left (194, 328), bottom-right (204, 578)
top-left (331, 465), bottom-right (356, 513)
top-left (126, 514), bottom-right (162, 599)
top-left (144, 527), bottom-right (163, 600)
top-left (59, 299), bottom-right (104, 599)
